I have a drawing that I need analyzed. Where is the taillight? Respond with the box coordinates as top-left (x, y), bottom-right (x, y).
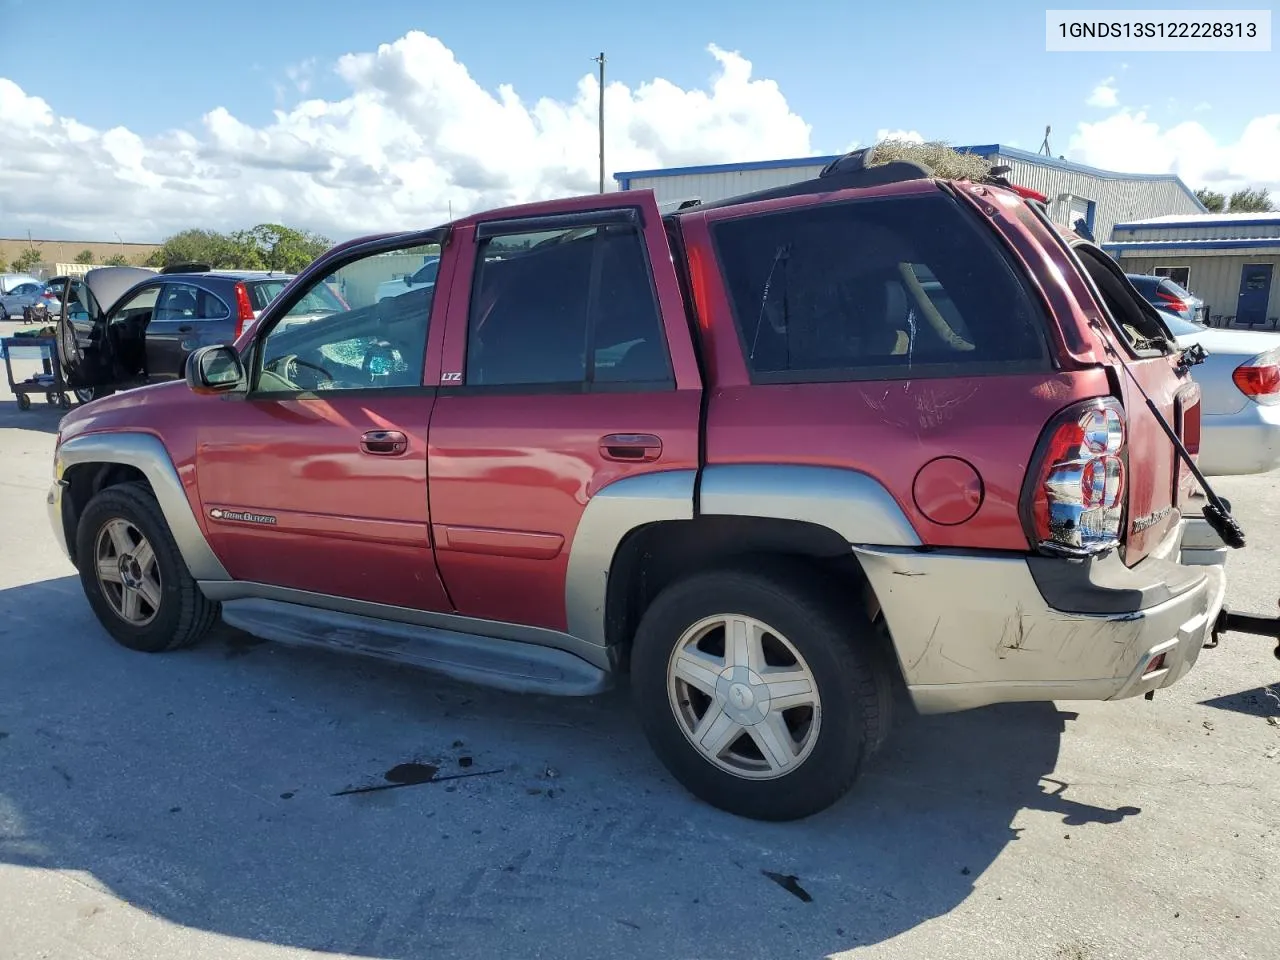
top-left (1156, 291), bottom-right (1188, 313)
top-left (1022, 398), bottom-right (1127, 556)
top-left (233, 282), bottom-right (255, 339)
top-left (1232, 349), bottom-right (1280, 406)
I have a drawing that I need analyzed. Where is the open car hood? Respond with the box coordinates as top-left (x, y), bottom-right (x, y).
top-left (80, 267), bottom-right (157, 316)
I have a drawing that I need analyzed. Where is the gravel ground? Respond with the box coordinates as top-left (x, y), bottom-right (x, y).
top-left (1, 322), bottom-right (1278, 960)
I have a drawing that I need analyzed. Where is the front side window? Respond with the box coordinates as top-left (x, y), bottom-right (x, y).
top-left (712, 193), bottom-right (1048, 382)
top-left (465, 221), bottom-right (672, 388)
top-left (254, 243), bottom-right (435, 394)
top-left (108, 285), bottom-right (160, 326)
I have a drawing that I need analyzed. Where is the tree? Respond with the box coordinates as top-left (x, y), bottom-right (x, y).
top-left (147, 224), bottom-right (332, 272)
top-left (74, 249), bottom-right (96, 264)
top-left (103, 253), bottom-right (130, 267)
top-left (9, 246), bottom-right (42, 273)
top-left (1195, 188), bottom-right (1225, 213)
top-left (1227, 187), bottom-right (1274, 213)
top-left (230, 223), bottom-right (333, 273)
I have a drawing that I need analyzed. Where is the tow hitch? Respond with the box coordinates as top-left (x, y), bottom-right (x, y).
top-left (1211, 606), bottom-right (1280, 660)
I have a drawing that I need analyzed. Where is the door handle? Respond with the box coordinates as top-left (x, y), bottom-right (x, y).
top-left (599, 433), bottom-right (662, 462)
top-left (176, 324), bottom-right (194, 333)
top-left (360, 430), bottom-right (409, 456)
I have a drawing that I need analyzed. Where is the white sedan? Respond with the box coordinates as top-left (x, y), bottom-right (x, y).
top-left (1163, 311), bottom-right (1280, 476)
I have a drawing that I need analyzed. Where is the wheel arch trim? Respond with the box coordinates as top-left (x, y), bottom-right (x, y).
top-left (564, 464), bottom-right (921, 651)
top-left (55, 431), bottom-right (231, 581)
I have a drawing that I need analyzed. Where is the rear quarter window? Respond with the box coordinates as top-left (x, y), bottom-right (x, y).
top-left (711, 192), bottom-right (1049, 383)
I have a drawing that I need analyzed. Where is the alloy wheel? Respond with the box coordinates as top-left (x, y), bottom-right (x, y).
top-left (94, 518), bottom-right (162, 626)
top-left (666, 614), bottom-right (822, 780)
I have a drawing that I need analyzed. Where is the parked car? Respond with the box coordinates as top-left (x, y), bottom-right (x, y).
top-left (56, 266), bottom-right (319, 403)
top-left (1127, 273), bottom-right (1206, 324)
top-left (0, 272), bottom-right (42, 297)
top-left (47, 154), bottom-right (1232, 821)
top-left (375, 256), bottom-right (440, 302)
top-left (0, 279), bottom-right (59, 320)
top-left (1158, 309), bottom-right (1280, 475)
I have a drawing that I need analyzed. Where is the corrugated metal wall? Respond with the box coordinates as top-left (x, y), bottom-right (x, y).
top-left (994, 156), bottom-right (1202, 241)
top-left (1119, 254), bottom-right (1280, 326)
top-left (627, 165), bottom-right (827, 206)
top-left (626, 155), bottom-right (1201, 242)
top-left (1114, 220), bottom-right (1280, 241)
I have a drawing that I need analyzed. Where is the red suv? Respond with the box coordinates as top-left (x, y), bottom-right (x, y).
top-left (47, 153), bottom-right (1229, 821)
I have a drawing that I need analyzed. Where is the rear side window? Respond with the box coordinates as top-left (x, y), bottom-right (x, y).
top-left (712, 193), bottom-right (1049, 382)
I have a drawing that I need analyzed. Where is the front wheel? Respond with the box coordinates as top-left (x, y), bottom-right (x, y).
top-left (630, 564), bottom-right (889, 821)
top-left (75, 482), bottom-right (220, 653)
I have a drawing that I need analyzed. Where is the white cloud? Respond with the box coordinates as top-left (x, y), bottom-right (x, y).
top-left (0, 33), bottom-right (813, 242)
top-left (1086, 77), bottom-right (1119, 108)
top-left (1067, 110), bottom-right (1280, 194)
top-left (875, 128), bottom-right (924, 143)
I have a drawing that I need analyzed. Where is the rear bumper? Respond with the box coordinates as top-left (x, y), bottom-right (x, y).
top-left (1197, 403), bottom-right (1280, 476)
top-left (855, 520), bottom-right (1226, 714)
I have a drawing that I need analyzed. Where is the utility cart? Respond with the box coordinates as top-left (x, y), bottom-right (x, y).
top-left (1, 332), bottom-right (71, 410)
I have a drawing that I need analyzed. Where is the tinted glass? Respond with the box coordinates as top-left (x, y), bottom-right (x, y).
top-left (13, 283), bottom-right (41, 295)
top-left (409, 259), bottom-right (440, 284)
top-left (1126, 275), bottom-right (1161, 295)
top-left (466, 223), bottom-right (671, 387)
top-left (156, 282), bottom-right (229, 322)
top-left (109, 285), bottom-right (160, 324)
top-left (1159, 277), bottom-right (1192, 298)
top-left (713, 193), bottom-right (1047, 380)
top-left (255, 243), bottom-right (435, 393)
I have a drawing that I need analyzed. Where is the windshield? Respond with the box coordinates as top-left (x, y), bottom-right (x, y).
top-left (247, 278), bottom-right (345, 315)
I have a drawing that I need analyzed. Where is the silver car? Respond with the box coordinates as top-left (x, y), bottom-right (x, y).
top-left (0, 280), bottom-right (58, 320)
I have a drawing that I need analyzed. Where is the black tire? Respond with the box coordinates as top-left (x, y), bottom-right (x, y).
top-left (73, 386), bottom-right (109, 405)
top-left (16, 394), bottom-right (31, 411)
top-left (630, 562), bottom-right (888, 821)
top-left (75, 481), bottom-right (220, 653)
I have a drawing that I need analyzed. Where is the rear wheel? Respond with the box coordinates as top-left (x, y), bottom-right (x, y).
top-left (75, 482), bottom-right (219, 653)
top-left (631, 563), bottom-right (888, 821)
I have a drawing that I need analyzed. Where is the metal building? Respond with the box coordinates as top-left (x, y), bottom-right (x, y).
top-left (614, 144), bottom-right (1205, 243)
top-left (1105, 213), bottom-right (1280, 329)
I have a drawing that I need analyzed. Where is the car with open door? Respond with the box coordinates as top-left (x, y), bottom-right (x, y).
top-left (56, 265), bottom-right (313, 404)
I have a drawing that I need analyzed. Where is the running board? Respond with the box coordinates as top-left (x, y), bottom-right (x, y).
top-left (218, 598), bottom-right (611, 697)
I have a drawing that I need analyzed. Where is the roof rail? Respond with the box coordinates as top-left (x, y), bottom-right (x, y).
top-left (160, 261), bottom-right (212, 274)
top-left (687, 151), bottom-right (935, 212)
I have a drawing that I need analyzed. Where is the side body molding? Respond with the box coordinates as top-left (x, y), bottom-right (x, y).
top-left (698, 464), bottom-right (922, 547)
top-left (55, 432), bottom-right (232, 582)
top-left (564, 469), bottom-right (697, 650)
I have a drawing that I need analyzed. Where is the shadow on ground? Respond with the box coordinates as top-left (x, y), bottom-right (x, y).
top-left (0, 395), bottom-right (65, 434)
top-left (0, 577), bottom-right (1142, 958)
top-left (1202, 685), bottom-right (1280, 719)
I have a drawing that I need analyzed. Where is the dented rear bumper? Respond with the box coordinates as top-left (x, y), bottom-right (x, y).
top-left (854, 519), bottom-right (1227, 714)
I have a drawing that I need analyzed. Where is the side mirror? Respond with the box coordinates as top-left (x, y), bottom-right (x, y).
top-left (186, 344), bottom-right (245, 395)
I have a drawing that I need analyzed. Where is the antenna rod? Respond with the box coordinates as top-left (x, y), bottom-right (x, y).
top-left (593, 52), bottom-right (606, 193)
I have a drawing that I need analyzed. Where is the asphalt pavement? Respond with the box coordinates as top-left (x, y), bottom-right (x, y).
top-left (1, 323), bottom-right (1278, 959)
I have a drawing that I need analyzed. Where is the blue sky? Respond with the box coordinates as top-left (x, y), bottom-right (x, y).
top-left (1, 0), bottom-right (1276, 241)
top-left (7, 0), bottom-right (1273, 155)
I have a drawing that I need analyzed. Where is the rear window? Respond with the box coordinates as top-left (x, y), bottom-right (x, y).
top-left (247, 279), bottom-right (343, 315)
top-left (1159, 277), bottom-right (1192, 298)
top-left (712, 192), bottom-right (1048, 382)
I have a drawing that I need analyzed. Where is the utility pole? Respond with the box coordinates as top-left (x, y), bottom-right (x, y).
top-left (1039, 125), bottom-right (1052, 156)
top-left (593, 52), bottom-right (606, 193)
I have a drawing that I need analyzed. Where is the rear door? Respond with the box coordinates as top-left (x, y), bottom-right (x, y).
top-left (425, 193), bottom-right (702, 631)
top-left (1067, 243), bottom-right (1197, 562)
top-left (147, 281), bottom-right (232, 381)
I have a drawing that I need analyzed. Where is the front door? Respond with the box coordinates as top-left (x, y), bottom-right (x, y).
top-left (426, 195), bottom-right (703, 632)
top-left (1236, 263), bottom-right (1275, 328)
top-left (193, 234), bottom-right (452, 612)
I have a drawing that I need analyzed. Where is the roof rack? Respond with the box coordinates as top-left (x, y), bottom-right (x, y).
top-left (160, 262), bottom-right (212, 274)
top-left (684, 148), bottom-right (935, 212)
